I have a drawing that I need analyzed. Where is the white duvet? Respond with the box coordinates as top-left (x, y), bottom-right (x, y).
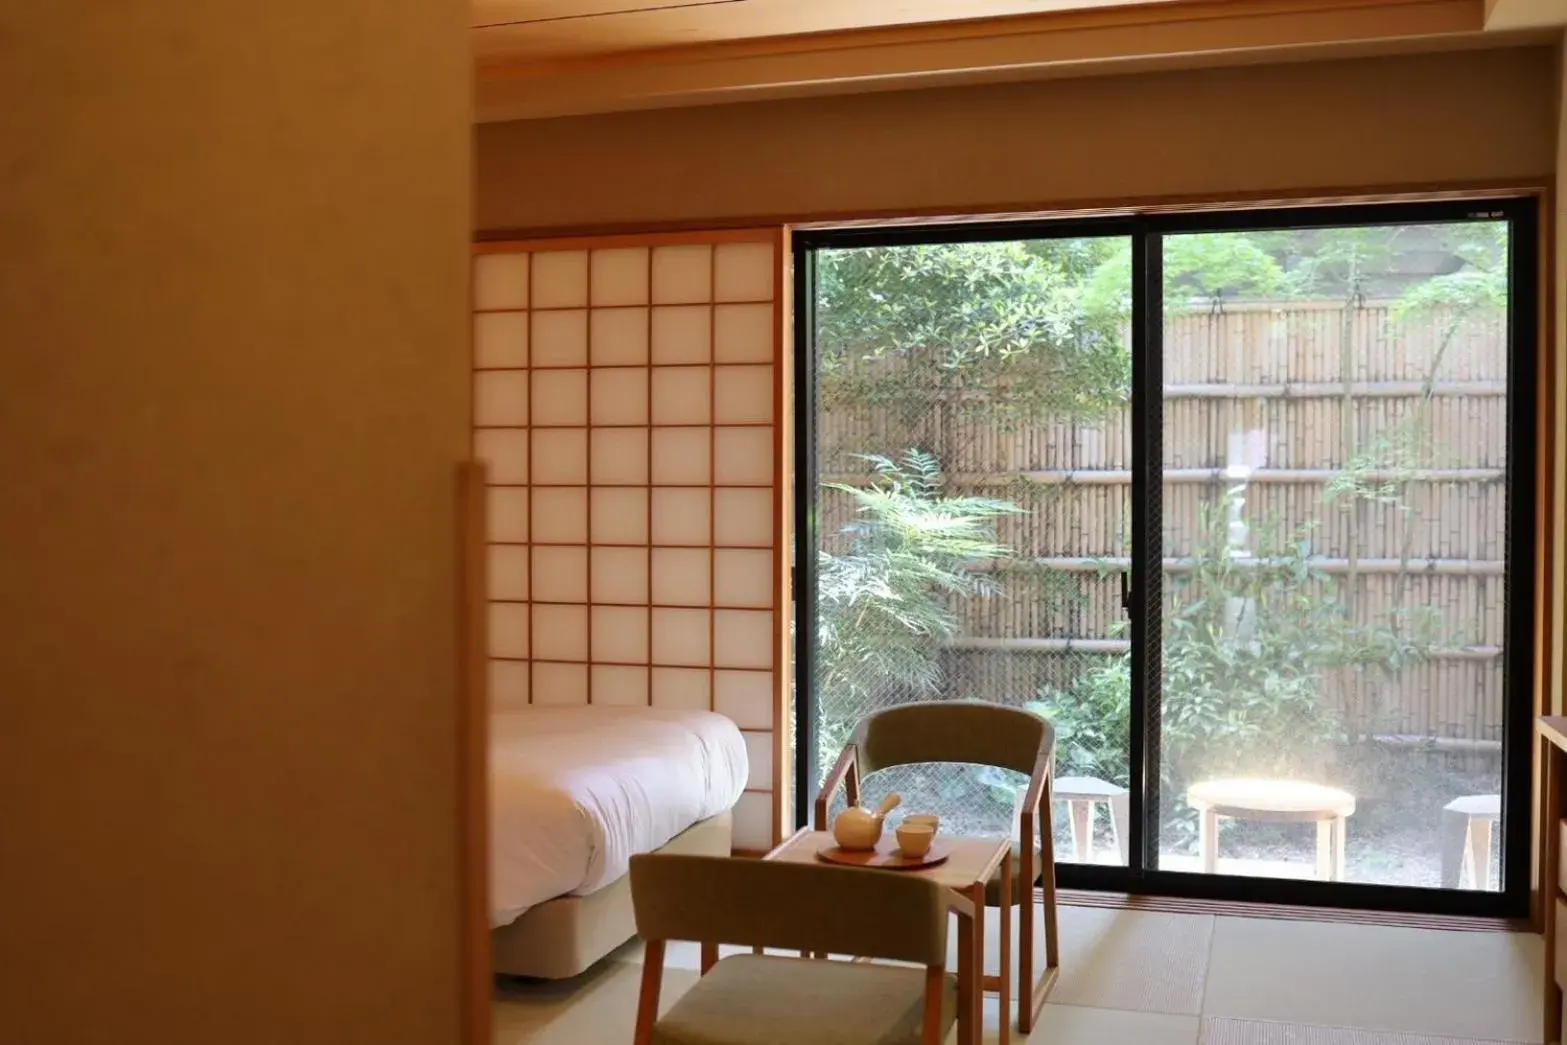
top-left (489, 705), bottom-right (748, 928)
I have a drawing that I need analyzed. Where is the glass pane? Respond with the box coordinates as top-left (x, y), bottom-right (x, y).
top-left (1155, 221), bottom-right (1510, 891)
top-left (811, 238), bottom-right (1133, 864)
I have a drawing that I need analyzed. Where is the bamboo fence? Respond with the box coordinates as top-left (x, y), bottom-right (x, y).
top-left (818, 300), bottom-right (1510, 766)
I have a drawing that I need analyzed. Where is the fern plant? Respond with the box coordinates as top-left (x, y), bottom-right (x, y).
top-left (815, 450), bottom-right (1021, 773)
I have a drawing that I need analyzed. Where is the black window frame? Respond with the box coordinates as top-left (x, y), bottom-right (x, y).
top-left (792, 198), bottom-right (1538, 917)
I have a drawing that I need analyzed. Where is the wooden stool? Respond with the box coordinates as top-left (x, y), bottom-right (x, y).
top-left (1186, 779), bottom-right (1356, 880)
top-left (1052, 776), bottom-right (1129, 864)
top-left (1441, 793), bottom-right (1500, 890)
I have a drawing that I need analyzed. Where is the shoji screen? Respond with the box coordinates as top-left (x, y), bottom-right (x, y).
top-left (471, 230), bottom-right (789, 852)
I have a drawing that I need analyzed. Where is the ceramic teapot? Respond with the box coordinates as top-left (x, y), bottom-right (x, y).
top-left (831, 793), bottom-right (901, 850)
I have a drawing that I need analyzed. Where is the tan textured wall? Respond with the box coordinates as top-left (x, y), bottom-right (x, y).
top-left (1554, 37), bottom-right (1566, 718)
top-left (476, 47), bottom-right (1556, 233)
top-left (0, 4), bottom-right (470, 1044)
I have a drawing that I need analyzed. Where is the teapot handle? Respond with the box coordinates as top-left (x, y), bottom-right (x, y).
top-left (874, 793), bottom-right (901, 818)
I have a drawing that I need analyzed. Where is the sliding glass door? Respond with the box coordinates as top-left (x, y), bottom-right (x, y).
top-left (799, 232), bottom-right (1134, 863)
top-left (794, 200), bottom-right (1535, 915)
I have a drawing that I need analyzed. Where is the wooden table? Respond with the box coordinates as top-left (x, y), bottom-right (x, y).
top-left (761, 828), bottom-right (1012, 1045)
top-left (1537, 716), bottom-right (1567, 1045)
top-left (1186, 779), bottom-right (1357, 880)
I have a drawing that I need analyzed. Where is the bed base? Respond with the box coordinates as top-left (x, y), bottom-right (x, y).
top-left (491, 811), bottom-right (733, 980)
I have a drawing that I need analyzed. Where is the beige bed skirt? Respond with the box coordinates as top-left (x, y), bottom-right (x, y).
top-left (491, 810), bottom-right (734, 980)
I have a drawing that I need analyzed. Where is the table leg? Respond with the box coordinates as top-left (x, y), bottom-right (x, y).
top-left (1315, 821), bottom-right (1333, 880)
top-left (970, 883), bottom-right (986, 1045)
top-left (999, 857), bottom-right (1011, 1045)
top-left (1469, 817), bottom-right (1494, 892)
top-left (1334, 816), bottom-right (1348, 881)
top-left (1199, 808), bottom-right (1219, 874)
top-left (1440, 806), bottom-right (1469, 888)
top-left (1068, 800), bottom-right (1093, 863)
top-left (1109, 791), bottom-right (1130, 865)
top-left (699, 942), bottom-right (718, 974)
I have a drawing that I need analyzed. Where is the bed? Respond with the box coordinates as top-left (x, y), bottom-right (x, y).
top-left (489, 705), bottom-right (748, 978)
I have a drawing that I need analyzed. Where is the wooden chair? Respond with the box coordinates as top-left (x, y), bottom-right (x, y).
top-left (815, 700), bottom-right (1059, 1033)
top-left (629, 853), bottom-right (974, 1045)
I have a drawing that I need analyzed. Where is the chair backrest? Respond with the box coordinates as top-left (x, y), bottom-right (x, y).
top-left (852, 700), bottom-right (1052, 778)
top-left (629, 853), bottom-right (950, 966)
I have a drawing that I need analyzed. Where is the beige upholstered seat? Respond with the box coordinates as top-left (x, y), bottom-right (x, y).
top-left (629, 853), bottom-right (970, 1045)
top-left (652, 954), bottom-right (956, 1045)
top-left (815, 700), bottom-right (1060, 1033)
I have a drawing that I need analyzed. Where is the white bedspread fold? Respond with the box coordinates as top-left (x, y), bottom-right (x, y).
top-left (489, 706), bottom-right (748, 928)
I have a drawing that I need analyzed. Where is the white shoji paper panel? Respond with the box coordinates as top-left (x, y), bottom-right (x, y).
top-left (590, 428), bottom-right (649, 485)
top-left (714, 549), bottom-right (771, 608)
top-left (590, 307), bottom-right (649, 366)
top-left (652, 548), bottom-right (710, 607)
top-left (532, 310), bottom-right (588, 367)
top-left (590, 488), bottom-right (648, 544)
top-left (489, 546), bottom-right (530, 601)
top-left (531, 250), bottom-right (588, 309)
top-left (714, 427), bottom-right (773, 485)
top-left (475, 312), bottom-right (529, 369)
top-left (591, 368), bottom-right (649, 425)
top-left (533, 662), bottom-right (589, 706)
top-left (714, 611), bottom-right (773, 670)
top-left (652, 607), bottom-right (710, 666)
top-left (592, 665), bottom-right (650, 706)
top-left (714, 242), bottom-right (774, 302)
top-left (533, 546), bottom-right (588, 603)
top-left (732, 792), bottom-right (774, 851)
top-left (590, 248), bottom-right (649, 307)
top-left (651, 428), bottom-right (710, 485)
top-left (743, 732), bottom-right (774, 791)
top-left (532, 369), bottom-right (587, 427)
top-left (650, 367), bottom-right (711, 425)
top-left (475, 253), bottom-right (529, 311)
top-left (490, 604), bottom-right (529, 659)
top-left (714, 304), bottom-right (773, 363)
top-left (490, 660), bottom-right (531, 709)
top-left (593, 606), bottom-right (650, 663)
top-left (714, 366), bottom-right (773, 424)
top-left (651, 489), bottom-right (710, 546)
top-left (534, 604), bottom-right (588, 661)
top-left (531, 487), bottom-right (587, 544)
top-left (714, 669), bottom-right (773, 729)
top-left (531, 429), bottom-right (588, 485)
top-left (651, 245), bottom-right (712, 304)
top-left (487, 488), bottom-right (529, 543)
top-left (652, 667), bottom-right (711, 711)
top-left (651, 306), bottom-right (711, 364)
top-left (588, 549), bottom-right (646, 606)
top-left (713, 489), bottom-right (772, 547)
top-left (475, 429), bottom-right (529, 485)
top-left (475, 371), bottom-right (528, 427)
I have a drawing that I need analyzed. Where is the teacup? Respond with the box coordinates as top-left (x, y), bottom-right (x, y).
top-left (895, 823), bottom-right (936, 858)
top-left (901, 813), bottom-right (940, 838)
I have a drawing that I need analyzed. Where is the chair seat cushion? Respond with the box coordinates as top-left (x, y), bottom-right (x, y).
top-left (985, 842), bottom-right (1043, 906)
top-left (653, 953), bottom-right (956, 1045)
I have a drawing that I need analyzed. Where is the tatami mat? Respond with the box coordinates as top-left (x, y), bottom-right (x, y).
top-left (1202, 916), bottom-right (1541, 1042)
top-left (1202, 1017), bottom-right (1526, 1045)
top-left (1048, 906), bottom-right (1215, 1015)
top-left (494, 904), bottom-right (1543, 1045)
top-left (494, 961), bottom-right (697, 1045)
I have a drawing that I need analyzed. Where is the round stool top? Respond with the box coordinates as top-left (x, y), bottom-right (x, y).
top-left (1187, 779), bottom-right (1356, 822)
top-left (1054, 775), bottom-right (1128, 799)
top-left (1443, 793), bottom-right (1500, 819)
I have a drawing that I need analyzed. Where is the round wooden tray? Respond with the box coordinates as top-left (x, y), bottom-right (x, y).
top-left (816, 839), bottom-right (950, 870)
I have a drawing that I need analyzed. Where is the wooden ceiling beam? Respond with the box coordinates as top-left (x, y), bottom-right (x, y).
top-left (475, 0), bottom-right (1492, 122)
